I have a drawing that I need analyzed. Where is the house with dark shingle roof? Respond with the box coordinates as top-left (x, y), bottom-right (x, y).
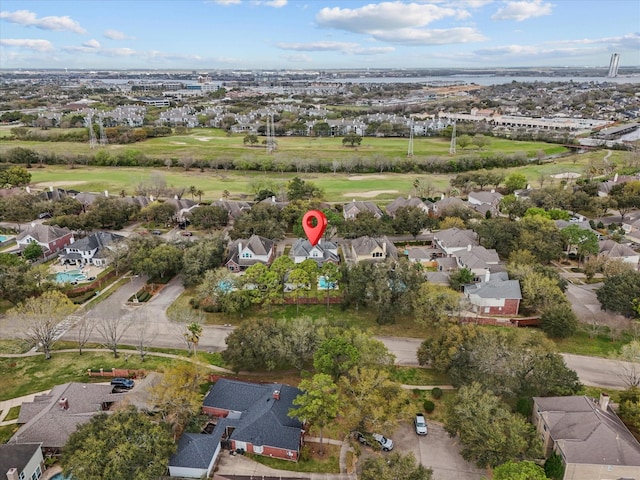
top-left (0, 443), bottom-right (44, 480)
top-left (533, 394), bottom-right (640, 480)
top-left (433, 228), bottom-right (478, 256)
top-left (598, 239), bottom-right (639, 268)
top-left (59, 231), bottom-right (124, 267)
top-left (225, 235), bottom-right (275, 272)
top-left (385, 196), bottom-right (431, 218)
top-left (10, 383), bottom-right (122, 455)
top-left (208, 380), bottom-right (303, 457)
top-left (168, 432), bottom-right (222, 479)
top-left (290, 238), bottom-right (339, 267)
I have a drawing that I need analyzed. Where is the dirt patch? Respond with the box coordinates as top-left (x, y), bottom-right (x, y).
top-left (551, 172), bottom-right (581, 179)
top-left (170, 141), bottom-right (187, 145)
top-left (347, 175), bottom-right (388, 181)
top-left (34, 180), bottom-right (88, 188)
top-left (343, 190), bottom-right (398, 198)
top-left (194, 137), bottom-right (211, 142)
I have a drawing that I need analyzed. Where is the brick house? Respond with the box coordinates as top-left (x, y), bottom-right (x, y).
top-left (463, 271), bottom-right (521, 316)
top-left (225, 235), bottom-right (275, 272)
top-left (15, 224), bottom-right (74, 256)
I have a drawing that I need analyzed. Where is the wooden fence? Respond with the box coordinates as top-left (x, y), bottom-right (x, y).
top-left (87, 368), bottom-right (146, 379)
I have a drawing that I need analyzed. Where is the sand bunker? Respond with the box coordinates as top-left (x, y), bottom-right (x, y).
top-left (194, 137), bottom-right (211, 142)
top-left (343, 190), bottom-right (399, 198)
top-left (170, 141), bottom-right (187, 145)
top-left (551, 172), bottom-right (581, 179)
top-left (348, 175), bottom-right (389, 181)
top-left (35, 180), bottom-right (88, 188)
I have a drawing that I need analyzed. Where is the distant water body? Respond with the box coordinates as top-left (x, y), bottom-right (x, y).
top-left (335, 75), bottom-right (640, 86)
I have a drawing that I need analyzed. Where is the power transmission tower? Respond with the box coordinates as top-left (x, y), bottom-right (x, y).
top-left (266, 113), bottom-right (276, 154)
top-left (449, 121), bottom-right (456, 155)
top-left (86, 113), bottom-right (97, 149)
top-left (98, 114), bottom-right (108, 146)
top-left (407, 117), bottom-right (414, 157)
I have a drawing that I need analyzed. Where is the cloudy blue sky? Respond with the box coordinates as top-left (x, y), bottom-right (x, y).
top-left (1, 0), bottom-right (638, 70)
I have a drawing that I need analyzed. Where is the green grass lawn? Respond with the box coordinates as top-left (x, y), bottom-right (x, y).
top-left (552, 330), bottom-right (629, 357)
top-left (247, 444), bottom-right (340, 473)
top-left (3, 405), bottom-right (20, 421)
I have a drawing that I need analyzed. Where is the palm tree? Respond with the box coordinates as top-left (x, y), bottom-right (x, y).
top-left (195, 189), bottom-right (204, 202)
top-left (189, 185), bottom-right (197, 200)
top-left (184, 322), bottom-right (202, 357)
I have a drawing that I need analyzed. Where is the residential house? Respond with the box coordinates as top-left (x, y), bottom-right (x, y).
top-left (467, 190), bottom-right (503, 217)
top-left (431, 197), bottom-right (469, 218)
top-left (289, 238), bottom-right (339, 267)
top-left (258, 196), bottom-right (289, 210)
top-left (598, 239), bottom-right (639, 268)
top-left (16, 224), bottom-right (74, 256)
top-left (225, 235), bottom-right (275, 272)
top-left (622, 211), bottom-right (640, 242)
top-left (343, 200), bottom-right (383, 220)
top-left (555, 219), bottom-right (602, 239)
top-left (168, 433), bottom-right (221, 479)
top-left (0, 443), bottom-right (44, 480)
top-left (202, 379), bottom-right (304, 460)
top-left (432, 228), bottom-right (479, 256)
top-left (211, 199), bottom-right (252, 222)
top-left (532, 394), bottom-right (640, 480)
top-left (10, 383), bottom-right (122, 454)
top-left (349, 236), bottom-right (398, 263)
top-left (463, 271), bottom-right (522, 316)
top-left (59, 231), bottom-right (125, 267)
top-left (406, 246), bottom-right (436, 264)
top-left (597, 173), bottom-right (640, 197)
top-left (165, 197), bottom-right (199, 222)
top-left (385, 196), bottom-right (430, 218)
top-left (453, 245), bottom-right (501, 279)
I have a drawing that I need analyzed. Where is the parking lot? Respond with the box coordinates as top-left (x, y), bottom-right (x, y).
top-left (389, 422), bottom-right (486, 480)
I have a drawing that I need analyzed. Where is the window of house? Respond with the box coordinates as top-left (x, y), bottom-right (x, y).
top-left (242, 252), bottom-right (252, 258)
top-left (484, 307), bottom-right (490, 313)
top-left (19, 472), bottom-right (25, 480)
top-left (372, 252), bottom-right (383, 258)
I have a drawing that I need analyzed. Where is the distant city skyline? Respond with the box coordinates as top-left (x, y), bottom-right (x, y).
top-left (1, 0), bottom-right (639, 71)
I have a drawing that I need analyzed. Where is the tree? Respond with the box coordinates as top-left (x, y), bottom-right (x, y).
top-left (184, 322), bottom-right (202, 357)
top-left (181, 236), bottom-right (226, 287)
top-left (288, 374), bottom-right (339, 454)
top-left (61, 406), bottom-right (175, 480)
top-left (342, 133), bottom-right (362, 147)
top-left (288, 266), bottom-right (310, 315)
top-left (360, 452), bottom-right (433, 480)
top-left (22, 242), bottom-right (43, 261)
top-left (138, 244), bottom-right (183, 280)
top-left (412, 282), bottom-right (460, 325)
top-left (222, 317), bottom-right (285, 372)
top-left (540, 303), bottom-right (578, 338)
top-left (286, 176), bottom-right (323, 201)
top-left (339, 366), bottom-right (411, 434)
top-left (418, 324), bottom-right (479, 372)
top-left (494, 460), bottom-right (547, 480)
top-left (448, 268), bottom-right (474, 291)
top-left (504, 173), bottom-right (528, 193)
top-left (189, 205), bottom-right (228, 230)
top-left (560, 224), bottom-right (599, 263)
top-left (0, 254), bottom-right (40, 306)
top-left (320, 261), bottom-right (341, 312)
top-left (617, 341), bottom-right (640, 388)
top-left (148, 363), bottom-right (204, 440)
top-left (0, 165), bottom-right (31, 187)
top-left (392, 206), bottom-right (432, 237)
top-left (597, 270), bottom-right (640, 317)
top-left (313, 335), bottom-right (361, 381)
top-left (9, 290), bottom-right (75, 360)
top-left (93, 306), bottom-right (131, 358)
top-left (544, 452), bottom-right (565, 480)
top-left (132, 311), bottom-right (156, 362)
top-left (444, 382), bottom-right (542, 468)
top-left (75, 316), bottom-right (94, 355)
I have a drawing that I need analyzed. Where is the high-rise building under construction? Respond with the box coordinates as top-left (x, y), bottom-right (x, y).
top-left (607, 53), bottom-right (620, 77)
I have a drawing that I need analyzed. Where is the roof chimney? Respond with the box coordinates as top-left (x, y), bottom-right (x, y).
top-left (599, 392), bottom-right (610, 412)
top-left (484, 269), bottom-right (490, 283)
top-left (273, 390), bottom-right (280, 401)
top-left (59, 397), bottom-right (69, 410)
top-left (467, 244), bottom-right (472, 252)
top-left (238, 242), bottom-right (242, 255)
top-left (613, 173), bottom-right (619, 183)
top-left (49, 186), bottom-right (54, 192)
top-left (6, 468), bottom-right (19, 480)
top-left (104, 190), bottom-right (109, 197)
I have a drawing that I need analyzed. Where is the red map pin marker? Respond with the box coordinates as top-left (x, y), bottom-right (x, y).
top-left (302, 210), bottom-right (328, 246)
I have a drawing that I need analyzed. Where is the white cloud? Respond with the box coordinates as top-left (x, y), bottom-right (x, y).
top-left (254, 0), bottom-right (288, 7)
top-left (103, 29), bottom-right (134, 41)
top-left (316, 2), bottom-right (461, 33)
top-left (82, 39), bottom-right (101, 48)
top-left (0, 38), bottom-right (54, 52)
top-left (0, 9), bottom-right (86, 34)
top-left (210, 0), bottom-right (241, 5)
top-left (491, 0), bottom-right (553, 21)
top-left (276, 41), bottom-right (394, 55)
top-left (372, 27), bottom-right (486, 45)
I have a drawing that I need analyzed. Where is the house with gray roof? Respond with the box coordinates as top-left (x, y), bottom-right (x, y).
top-left (0, 443), bottom-right (44, 480)
top-left (533, 394), bottom-right (640, 480)
top-left (290, 238), bottom-right (339, 267)
top-left (10, 383), bottom-right (122, 454)
top-left (343, 200), bottom-right (383, 220)
top-left (168, 432), bottom-right (221, 479)
top-left (171, 378), bottom-right (304, 473)
top-left (598, 239), bottom-right (639, 268)
top-left (453, 245), bottom-right (501, 278)
top-left (385, 196), bottom-right (430, 218)
top-left (59, 231), bottom-right (124, 267)
top-left (431, 197), bottom-right (469, 218)
top-left (433, 228), bottom-right (479, 256)
top-left (225, 235), bottom-right (275, 272)
top-left (349, 236), bottom-right (398, 263)
top-left (211, 199), bottom-right (252, 221)
top-left (16, 224), bottom-right (74, 256)
top-left (463, 271), bottom-right (521, 316)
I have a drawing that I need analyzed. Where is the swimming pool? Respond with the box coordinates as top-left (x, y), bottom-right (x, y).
top-left (318, 275), bottom-right (337, 290)
top-left (55, 269), bottom-right (87, 283)
top-left (50, 473), bottom-right (72, 480)
top-left (0, 234), bottom-right (9, 242)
